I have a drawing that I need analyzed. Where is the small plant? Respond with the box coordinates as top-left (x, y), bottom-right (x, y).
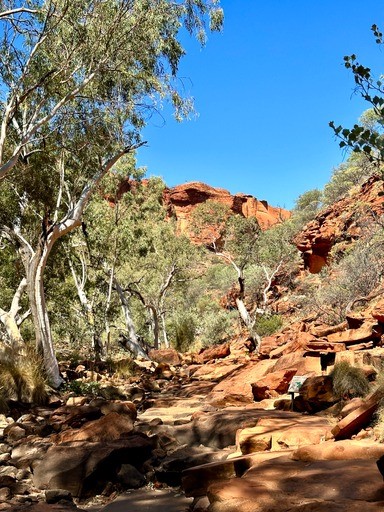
top-left (330, 361), bottom-right (370, 400)
top-left (66, 380), bottom-right (102, 397)
top-left (255, 314), bottom-right (283, 337)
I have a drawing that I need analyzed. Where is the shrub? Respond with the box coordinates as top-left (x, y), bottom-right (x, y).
top-left (255, 314), bottom-right (283, 337)
top-left (66, 380), bottom-right (102, 397)
top-left (330, 361), bottom-right (370, 400)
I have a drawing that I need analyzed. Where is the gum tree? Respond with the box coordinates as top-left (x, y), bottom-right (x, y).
top-left (0, 0), bottom-right (223, 387)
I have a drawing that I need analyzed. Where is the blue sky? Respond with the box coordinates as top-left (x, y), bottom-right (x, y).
top-left (136, 1), bottom-right (384, 209)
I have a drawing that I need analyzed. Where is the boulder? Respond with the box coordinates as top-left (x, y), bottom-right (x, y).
top-left (11, 437), bottom-right (52, 469)
top-left (49, 405), bottom-right (101, 431)
top-left (116, 464), bottom-right (146, 488)
top-left (293, 375), bottom-right (338, 413)
top-left (207, 360), bottom-right (276, 405)
top-left (148, 349), bottom-right (181, 366)
top-left (251, 369), bottom-right (297, 401)
top-left (198, 342), bottom-right (230, 363)
top-left (55, 412), bottom-right (135, 444)
top-left (33, 434), bottom-right (155, 497)
top-left (331, 388), bottom-right (383, 440)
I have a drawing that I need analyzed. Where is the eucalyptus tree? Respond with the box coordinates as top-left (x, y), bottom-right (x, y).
top-left (189, 201), bottom-right (263, 348)
top-left (97, 177), bottom-right (199, 351)
top-left (0, 0), bottom-right (223, 387)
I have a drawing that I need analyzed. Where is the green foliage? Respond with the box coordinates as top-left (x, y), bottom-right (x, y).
top-left (171, 313), bottom-right (197, 352)
top-left (310, 227), bottom-right (384, 324)
top-left (323, 152), bottom-right (377, 205)
top-left (65, 380), bottom-right (102, 398)
top-left (294, 189), bottom-right (323, 213)
top-left (255, 314), bottom-right (283, 337)
top-left (330, 26), bottom-right (384, 162)
top-left (330, 361), bottom-right (370, 399)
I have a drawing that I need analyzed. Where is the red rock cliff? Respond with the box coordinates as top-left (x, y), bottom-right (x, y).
top-left (295, 174), bottom-right (384, 273)
top-left (163, 181), bottom-right (290, 236)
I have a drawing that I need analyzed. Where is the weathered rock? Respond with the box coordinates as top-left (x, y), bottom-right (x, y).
top-left (88, 399), bottom-right (137, 419)
top-left (251, 369), bottom-right (297, 401)
top-left (182, 451), bottom-right (292, 498)
top-left (295, 175), bottom-right (384, 273)
top-left (33, 434), bottom-right (155, 497)
top-left (331, 388), bottom-right (383, 440)
top-left (3, 425), bottom-right (28, 444)
top-left (206, 360), bottom-right (276, 406)
top-left (271, 352), bottom-right (321, 375)
top-left (45, 489), bottom-right (73, 504)
top-left (162, 181), bottom-right (290, 241)
top-left (49, 405), bottom-right (101, 431)
top-left (199, 343), bottom-right (231, 363)
top-left (372, 299), bottom-right (384, 323)
top-left (148, 349), bottom-right (181, 366)
top-left (55, 412), bottom-right (135, 444)
top-left (155, 446), bottom-right (227, 486)
top-left (208, 457), bottom-right (384, 511)
top-left (293, 375), bottom-right (338, 413)
top-left (292, 439), bottom-right (384, 462)
top-left (190, 362), bottom-right (244, 383)
top-left (117, 464), bottom-right (146, 488)
top-left (236, 416), bottom-right (330, 455)
top-left (327, 322), bottom-right (382, 344)
top-left (11, 437), bottom-right (52, 469)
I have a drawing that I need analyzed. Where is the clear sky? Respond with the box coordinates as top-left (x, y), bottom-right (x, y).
top-left (136, 0), bottom-right (384, 210)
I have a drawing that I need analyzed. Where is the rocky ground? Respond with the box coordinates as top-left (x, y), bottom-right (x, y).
top-left (2, 320), bottom-right (384, 512)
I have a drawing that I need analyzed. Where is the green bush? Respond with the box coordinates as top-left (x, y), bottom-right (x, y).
top-left (66, 380), bottom-right (102, 397)
top-left (255, 314), bottom-right (283, 337)
top-left (330, 361), bottom-right (370, 400)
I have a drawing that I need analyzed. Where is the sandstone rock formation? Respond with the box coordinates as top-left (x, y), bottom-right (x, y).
top-left (295, 174), bottom-right (384, 273)
top-left (162, 181), bottom-right (290, 239)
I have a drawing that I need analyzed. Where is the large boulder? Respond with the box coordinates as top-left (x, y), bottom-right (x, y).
top-left (55, 412), bottom-right (136, 444)
top-left (251, 369), bottom-right (297, 400)
top-left (33, 434), bottom-right (155, 497)
top-left (293, 375), bottom-right (338, 413)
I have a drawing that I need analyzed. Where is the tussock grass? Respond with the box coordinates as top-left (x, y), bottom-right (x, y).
top-left (0, 344), bottom-right (48, 412)
top-left (330, 361), bottom-right (370, 400)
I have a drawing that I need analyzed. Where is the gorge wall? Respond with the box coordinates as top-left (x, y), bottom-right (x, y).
top-left (162, 181), bottom-right (290, 237)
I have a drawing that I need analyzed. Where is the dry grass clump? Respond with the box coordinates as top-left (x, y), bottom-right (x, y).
top-left (112, 358), bottom-right (137, 379)
top-left (330, 361), bottom-right (370, 400)
top-left (0, 344), bottom-right (48, 412)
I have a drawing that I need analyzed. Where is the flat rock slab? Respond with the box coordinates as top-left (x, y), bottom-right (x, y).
top-left (99, 489), bottom-right (193, 512)
top-left (139, 396), bottom-right (205, 425)
top-left (207, 456), bottom-right (384, 511)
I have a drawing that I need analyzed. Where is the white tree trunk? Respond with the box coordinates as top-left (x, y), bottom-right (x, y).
top-left (24, 247), bottom-right (63, 388)
top-left (0, 278), bottom-right (28, 351)
top-left (114, 279), bottom-right (149, 359)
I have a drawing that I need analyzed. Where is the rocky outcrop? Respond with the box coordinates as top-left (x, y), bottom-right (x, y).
top-left (163, 181), bottom-right (290, 239)
top-left (295, 175), bottom-right (384, 273)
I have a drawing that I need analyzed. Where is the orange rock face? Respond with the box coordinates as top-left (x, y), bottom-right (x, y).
top-left (163, 181), bottom-right (290, 239)
top-left (295, 175), bottom-right (384, 273)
